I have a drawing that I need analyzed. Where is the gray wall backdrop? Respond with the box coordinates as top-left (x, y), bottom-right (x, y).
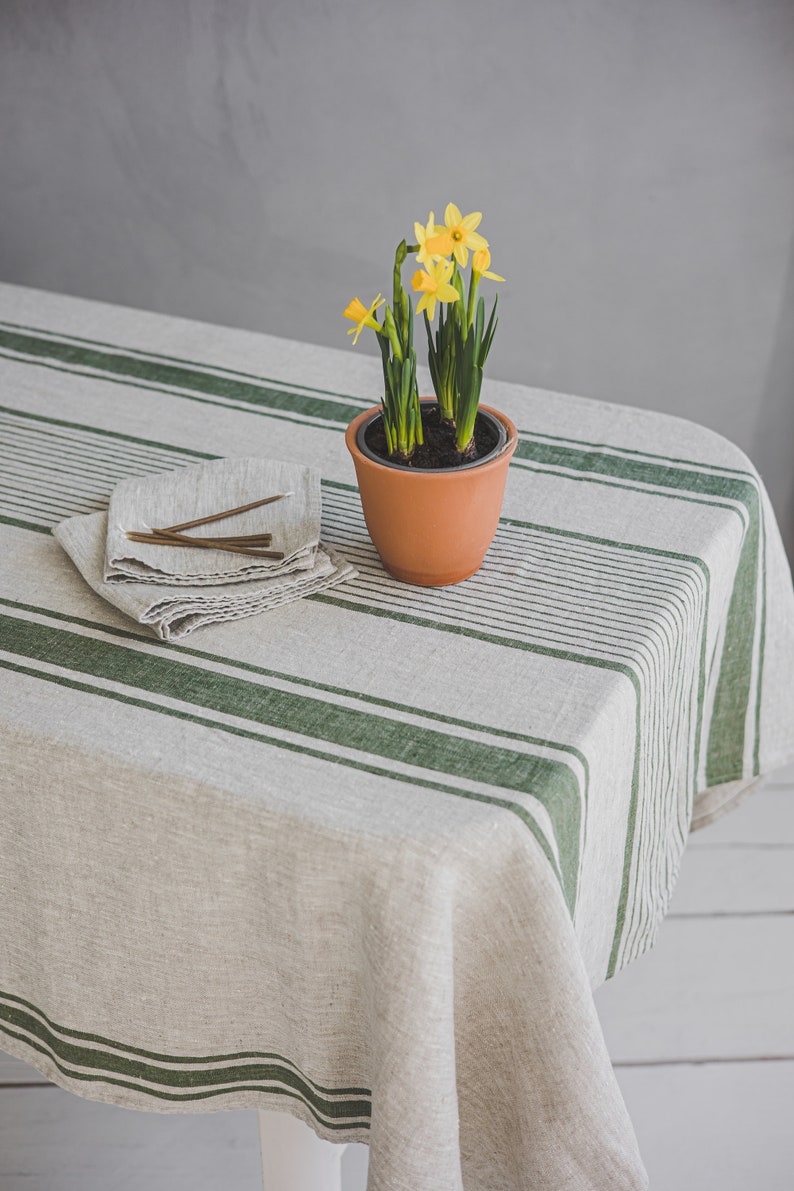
top-left (2, 0), bottom-right (793, 557)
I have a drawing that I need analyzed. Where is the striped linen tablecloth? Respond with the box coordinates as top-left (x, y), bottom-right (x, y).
top-left (1, 282), bottom-right (793, 1191)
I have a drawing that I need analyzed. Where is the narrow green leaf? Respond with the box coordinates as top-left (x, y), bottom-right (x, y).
top-left (474, 295), bottom-right (485, 346)
top-left (480, 295), bottom-right (499, 364)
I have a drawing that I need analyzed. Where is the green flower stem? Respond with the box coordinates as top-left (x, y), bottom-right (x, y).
top-left (413, 385), bottom-right (424, 446)
top-left (452, 265), bottom-right (466, 343)
top-left (467, 270), bottom-right (481, 331)
top-left (377, 254), bottom-right (421, 461)
top-left (424, 307), bottom-right (455, 423)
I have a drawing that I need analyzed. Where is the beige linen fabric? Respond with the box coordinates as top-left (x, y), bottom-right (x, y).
top-left (103, 456), bottom-right (321, 584)
top-left (2, 283), bottom-right (794, 1190)
top-left (55, 510), bottom-right (354, 640)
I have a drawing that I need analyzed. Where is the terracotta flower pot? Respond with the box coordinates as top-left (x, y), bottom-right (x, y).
top-left (345, 402), bottom-right (518, 586)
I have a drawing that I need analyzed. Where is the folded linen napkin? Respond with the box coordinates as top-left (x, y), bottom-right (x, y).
top-left (104, 457), bottom-right (321, 585)
top-left (54, 511), bottom-right (355, 641)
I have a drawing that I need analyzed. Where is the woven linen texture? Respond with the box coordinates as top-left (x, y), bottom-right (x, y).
top-left (2, 283), bottom-right (794, 1191)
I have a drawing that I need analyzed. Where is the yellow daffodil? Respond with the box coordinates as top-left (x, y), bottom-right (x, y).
top-left (427, 203), bottom-right (488, 268)
top-left (411, 260), bottom-right (460, 321)
top-left (343, 293), bottom-right (385, 345)
top-left (414, 211), bottom-right (450, 266)
top-left (472, 248), bottom-right (505, 282)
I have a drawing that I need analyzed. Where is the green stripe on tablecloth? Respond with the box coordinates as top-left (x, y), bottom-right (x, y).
top-left (0, 318), bottom-right (370, 405)
top-left (1, 409), bottom-right (699, 714)
top-left (0, 513), bottom-right (51, 534)
top-left (507, 443), bottom-right (761, 784)
top-left (0, 325), bottom-right (760, 787)
top-left (0, 993), bottom-right (370, 1125)
top-left (328, 527), bottom-right (703, 658)
top-left (0, 329), bottom-right (761, 973)
top-left (0, 347), bottom-right (350, 434)
top-left (511, 437), bottom-right (756, 505)
top-left (0, 327), bottom-right (365, 424)
top-left (315, 569), bottom-right (708, 974)
top-left (0, 595), bottom-right (590, 785)
top-left (0, 403), bottom-right (215, 458)
top-left (1, 403), bottom-right (707, 981)
top-left (0, 611), bottom-right (581, 906)
top-left (0, 345), bottom-right (752, 786)
top-left (510, 426), bottom-right (760, 476)
top-left (0, 991), bottom-right (367, 1092)
top-left (0, 404), bottom-right (710, 965)
top-left (2, 653), bottom-right (573, 912)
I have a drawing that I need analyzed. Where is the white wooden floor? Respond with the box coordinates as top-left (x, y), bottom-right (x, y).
top-left (2, 764), bottom-right (792, 1190)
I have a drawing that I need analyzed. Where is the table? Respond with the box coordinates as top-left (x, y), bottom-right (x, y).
top-left (1, 282), bottom-right (793, 1191)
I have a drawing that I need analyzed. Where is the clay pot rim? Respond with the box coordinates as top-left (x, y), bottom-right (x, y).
top-left (348, 401), bottom-right (518, 475)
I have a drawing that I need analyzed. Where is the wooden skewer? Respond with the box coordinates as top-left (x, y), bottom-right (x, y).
top-left (129, 533), bottom-right (270, 547)
top-left (125, 532), bottom-right (285, 560)
top-left (160, 492), bottom-right (292, 534)
top-left (134, 528), bottom-right (277, 552)
top-left (149, 529), bottom-right (273, 545)
top-left (126, 538), bottom-right (285, 560)
top-left (188, 533), bottom-right (272, 544)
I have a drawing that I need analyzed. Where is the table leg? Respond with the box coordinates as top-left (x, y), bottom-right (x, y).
top-left (259, 1109), bottom-right (348, 1191)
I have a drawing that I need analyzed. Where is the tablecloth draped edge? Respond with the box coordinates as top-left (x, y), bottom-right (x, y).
top-left (0, 1031), bottom-right (373, 1140)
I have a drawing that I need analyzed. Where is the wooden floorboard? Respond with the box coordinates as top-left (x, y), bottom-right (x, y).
top-left (0, 1052), bottom-right (371, 1190)
top-left (763, 760), bottom-right (794, 786)
top-left (668, 846), bottom-right (793, 914)
top-left (0, 1050), bottom-right (50, 1085)
top-left (671, 847), bottom-right (794, 909)
top-left (596, 770), bottom-right (794, 1184)
top-left (596, 774), bottom-right (794, 1065)
top-left (688, 785), bottom-right (794, 846)
top-left (595, 915), bottom-right (794, 1061)
top-left (0, 1086), bottom-right (262, 1190)
top-left (615, 1059), bottom-right (794, 1191)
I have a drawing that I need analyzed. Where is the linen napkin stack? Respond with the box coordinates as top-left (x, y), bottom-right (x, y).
top-left (54, 457), bottom-right (356, 640)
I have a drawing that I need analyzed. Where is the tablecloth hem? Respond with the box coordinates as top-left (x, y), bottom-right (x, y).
top-left (0, 1033), bottom-right (373, 1143)
top-left (691, 747), bottom-right (794, 832)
